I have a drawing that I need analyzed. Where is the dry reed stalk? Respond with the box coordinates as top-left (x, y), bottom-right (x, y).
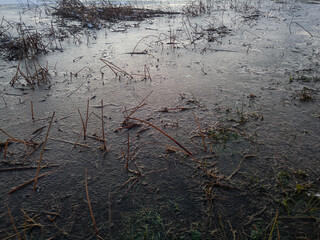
top-left (0, 164), bottom-right (59, 172)
top-left (144, 65), bottom-right (152, 81)
top-left (101, 99), bottom-right (106, 151)
top-left (124, 169), bottom-right (168, 193)
top-left (49, 138), bottom-right (90, 148)
top-left (126, 133), bottom-right (129, 171)
top-left (33, 112), bottom-right (55, 190)
top-left (23, 141), bottom-right (43, 161)
top-left (78, 109), bottom-right (86, 139)
top-left (9, 171), bottom-right (55, 194)
top-left (3, 138), bottom-right (33, 159)
top-left (131, 34), bottom-right (164, 54)
top-left (108, 192), bottom-right (113, 236)
top-left (73, 128), bottom-right (83, 149)
top-left (100, 58), bottom-right (133, 79)
top-left (31, 100), bottom-right (34, 121)
top-left (85, 168), bottom-right (99, 235)
top-left (193, 112), bottom-right (207, 152)
top-left (0, 128), bottom-right (22, 141)
top-left (129, 117), bottom-right (193, 156)
top-left (7, 204), bottom-right (21, 240)
top-left (123, 91), bottom-right (153, 122)
top-left (85, 99), bottom-right (89, 136)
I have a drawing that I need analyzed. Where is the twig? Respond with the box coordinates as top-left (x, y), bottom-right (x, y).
top-left (85, 168), bottom-right (99, 235)
top-left (126, 133), bottom-right (130, 171)
top-left (31, 100), bottom-right (34, 121)
top-left (0, 164), bottom-right (59, 172)
top-left (129, 117), bottom-right (193, 156)
top-left (293, 22), bottom-right (313, 37)
top-left (85, 99), bottom-right (90, 138)
top-left (227, 159), bottom-right (243, 181)
top-left (33, 112), bottom-right (55, 190)
top-left (193, 112), bottom-right (207, 152)
top-left (78, 109), bottom-right (86, 139)
top-left (9, 171), bottom-right (55, 194)
top-left (7, 204), bottom-right (21, 240)
top-left (268, 211), bottom-right (279, 240)
top-left (101, 99), bottom-right (106, 151)
top-left (49, 138), bottom-right (90, 148)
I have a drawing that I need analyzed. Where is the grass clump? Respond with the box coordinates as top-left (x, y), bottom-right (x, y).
top-left (121, 208), bottom-right (168, 240)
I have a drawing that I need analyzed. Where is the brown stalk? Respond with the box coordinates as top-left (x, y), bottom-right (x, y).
top-left (85, 99), bottom-right (89, 137)
top-left (101, 99), bottom-right (106, 151)
top-left (33, 112), bottom-right (55, 190)
top-left (7, 204), bottom-right (21, 240)
top-left (31, 100), bottom-right (34, 121)
top-left (193, 112), bottom-right (207, 152)
top-left (100, 58), bottom-right (133, 79)
top-left (78, 109), bottom-right (86, 139)
top-left (8, 171), bottom-right (54, 194)
top-left (123, 91), bottom-right (153, 122)
top-left (126, 133), bottom-right (129, 171)
top-left (129, 117), bottom-right (192, 156)
top-left (85, 168), bottom-right (99, 235)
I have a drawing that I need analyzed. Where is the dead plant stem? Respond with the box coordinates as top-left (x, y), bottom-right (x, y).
top-left (7, 204), bottom-right (21, 240)
top-left (85, 168), bottom-right (99, 235)
top-left (33, 112), bottom-right (55, 190)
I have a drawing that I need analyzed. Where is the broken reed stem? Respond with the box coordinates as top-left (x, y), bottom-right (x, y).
top-left (193, 112), bottom-right (207, 152)
top-left (123, 91), bottom-right (153, 122)
top-left (0, 128), bottom-right (20, 140)
top-left (31, 100), bottom-right (34, 121)
top-left (129, 117), bottom-right (192, 156)
top-left (108, 192), bottom-right (112, 232)
top-left (33, 112), bottom-right (55, 190)
top-left (268, 211), bottom-right (279, 240)
top-left (78, 109), bottom-right (86, 139)
top-left (126, 133), bottom-right (129, 171)
top-left (85, 98), bottom-right (89, 137)
top-left (9, 171), bottom-right (55, 194)
top-left (101, 99), bottom-right (106, 151)
top-left (85, 168), bottom-right (99, 235)
top-left (7, 204), bottom-right (21, 240)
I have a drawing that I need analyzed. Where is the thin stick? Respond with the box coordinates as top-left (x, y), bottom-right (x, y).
top-left (126, 133), bottom-right (129, 171)
top-left (268, 211), bottom-right (279, 240)
top-left (78, 110), bottom-right (86, 139)
top-left (7, 204), bottom-right (21, 240)
top-left (123, 91), bottom-right (153, 122)
top-left (193, 112), bottom-right (207, 152)
top-left (9, 171), bottom-right (55, 194)
top-left (85, 99), bottom-right (89, 137)
top-left (33, 112), bottom-right (55, 190)
top-left (129, 117), bottom-right (192, 156)
top-left (101, 99), bottom-right (106, 151)
top-left (0, 128), bottom-right (20, 141)
top-left (50, 138), bottom-right (90, 148)
top-left (85, 168), bottom-right (99, 235)
top-left (227, 159), bottom-right (243, 181)
top-left (31, 100), bottom-right (34, 121)
top-left (0, 164), bottom-right (59, 172)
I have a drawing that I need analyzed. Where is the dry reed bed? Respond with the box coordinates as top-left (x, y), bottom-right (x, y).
top-left (51, 0), bottom-right (179, 29)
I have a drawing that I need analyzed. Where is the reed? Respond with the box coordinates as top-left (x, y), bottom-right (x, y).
top-left (101, 99), bottom-right (106, 151)
top-left (33, 112), bottom-right (55, 190)
top-left (129, 117), bottom-right (192, 156)
top-left (31, 100), bottom-right (34, 121)
top-left (193, 112), bottom-right (207, 152)
top-left (85, 168), bottom-right (99, 235)
top-left (7, 204), bottom-right (21, 240)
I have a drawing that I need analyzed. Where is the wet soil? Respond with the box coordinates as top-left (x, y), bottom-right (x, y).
top-left (0, 0), bottom-right (320, 239)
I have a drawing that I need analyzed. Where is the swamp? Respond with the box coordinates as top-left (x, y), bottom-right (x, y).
top-left (0, 0), bottom-right (319, 239)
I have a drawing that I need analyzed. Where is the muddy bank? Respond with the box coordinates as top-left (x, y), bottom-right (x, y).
top-left (0, 0), bottom-right (320, 239)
